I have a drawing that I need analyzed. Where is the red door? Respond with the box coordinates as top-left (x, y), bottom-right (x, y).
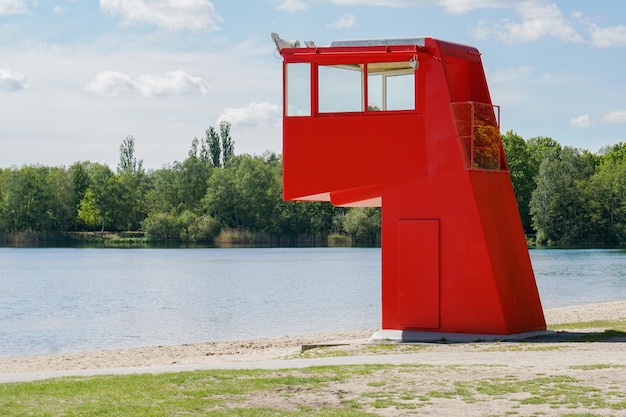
top-left (397, 219), bottom-right (440, 329)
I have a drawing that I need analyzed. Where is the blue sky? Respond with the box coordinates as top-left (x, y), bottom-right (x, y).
top-left (1, 0), bottom-right (625, 168)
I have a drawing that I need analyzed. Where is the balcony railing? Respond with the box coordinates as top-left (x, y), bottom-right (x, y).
top-left (451, 102), bottom-right (506, 171)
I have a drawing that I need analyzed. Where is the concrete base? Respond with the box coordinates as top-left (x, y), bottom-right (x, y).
top-left (369, 329), bottom-right (553, 343)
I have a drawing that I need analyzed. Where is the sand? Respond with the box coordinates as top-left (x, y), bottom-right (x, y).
top-left (1, 300), bottom-right (626, 416)
top-left (1, 300), bottom-right (625, 376)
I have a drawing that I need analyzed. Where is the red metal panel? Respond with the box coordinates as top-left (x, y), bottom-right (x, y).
top-left (397, 220), bottom-right (440, 329)
top-left (283, 113), bottom-right (427, 202)
top-left (469, 170), bottom-right (546, 333)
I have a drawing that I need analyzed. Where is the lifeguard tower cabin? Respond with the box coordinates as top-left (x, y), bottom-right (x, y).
top-left (273, 34), bottom-right (546, 339)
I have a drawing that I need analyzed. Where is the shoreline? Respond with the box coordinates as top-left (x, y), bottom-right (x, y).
top-left (1, 300), bottom-right (625, 380)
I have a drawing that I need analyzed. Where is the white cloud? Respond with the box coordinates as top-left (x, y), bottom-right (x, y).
top-left (0, 0), bottom-right (29, 15)
top-left (276, 0), bottom-right (308, 12)
top-left (53, 5), bottom-right (66, 14)
top-left (138, 71), bottom-right (209, 97)
top-left (473, 2), bottom-right (583, 43)
top-left (437, 0), bottom-right (517, 15)
top-left (329, 0), bottom-right (417, 6)
top-left (86, 70), bottom-right (209, 98)
top-left (329, 0), bottom-right (517, 13)
top-left (588, 24), bottom-right (626, 48)
top-left (602, 111), bottom-right (626, 124)
top-left (326, 1), bottom-right (626, 48)
top-left (218, 102), bottom-right (281, 129)
top-left (325, 0), bottom-right (626, 48)
top-left (329, 14), bottom-right (355, 29)
top-left (0, 68), bottom-right (27, 92)
top-left (100, 0), bottom-right (222, 32)
top-left (470, 1), bottom-right (626, 48)
top-left (86, 71), bottom-right (140, 97)
top-left (570, 114), bottom-right (591, 128)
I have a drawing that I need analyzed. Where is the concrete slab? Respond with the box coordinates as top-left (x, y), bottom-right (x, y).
top-left (369, 329), bottom-right (554, 343)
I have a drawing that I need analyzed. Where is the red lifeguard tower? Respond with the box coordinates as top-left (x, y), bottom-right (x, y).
top-left (273, 34), bottom-right (546, 340)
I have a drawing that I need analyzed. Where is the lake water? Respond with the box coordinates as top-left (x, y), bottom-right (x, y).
top-left (1, 247), bottom-right (626, 357)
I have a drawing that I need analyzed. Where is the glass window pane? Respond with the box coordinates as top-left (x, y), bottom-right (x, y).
top-left (318, 64), bottom-right (363, 113)
top-left (368, 73), bottom-right (383, 111)
top-left (386, 73), bottom-right (414, 110)
top-left (286, 63), bottom-right (310, 116)
top-left (366, 62), bottom-right (415, 111)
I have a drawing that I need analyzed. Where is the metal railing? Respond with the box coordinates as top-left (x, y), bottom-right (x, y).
top-left (451, 102), bottom-right (505, 171)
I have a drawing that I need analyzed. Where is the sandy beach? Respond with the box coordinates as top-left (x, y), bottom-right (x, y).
top-left (2, 300), bottom-right (626, 415)
top-left (1, 300), bottom-right (625, 376)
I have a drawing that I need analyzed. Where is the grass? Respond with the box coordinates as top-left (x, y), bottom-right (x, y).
top-left (569, 364), bottom-right (624, 371)
top-left (547, 318), bottom-right (626, 331)
top-left (297, 346), bottom-right (350, 358)
top-left (0, 368), bottom-right (373, 417)
top-left (471, 342), bottom-right (564, 352)
top-left (365, 343), bottom-right (430, 354)
top-left (426, 375), bottom-right (626, 410)
top-left (3, 317), bottom-right (626, 416)
top-left (294, 342), bottom-right (431, 359)
top-left (571, 330), bottom-right (626, 342)
top-left (3, 362), bottom-right (626, 416)
top-left (547, 318), bottom-right (626, 342)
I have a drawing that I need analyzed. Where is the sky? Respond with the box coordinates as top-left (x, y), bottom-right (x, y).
top-left (1, 0), bottom-right (626, 169)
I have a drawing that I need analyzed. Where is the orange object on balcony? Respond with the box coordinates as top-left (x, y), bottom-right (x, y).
top-left (274, 35), bottom-right (546, 338)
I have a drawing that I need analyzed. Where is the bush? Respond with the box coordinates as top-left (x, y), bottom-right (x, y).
top-left (142, 212), bottom-right (179, 240)
top-left (187, 215), bottom-right (220, 243)
top-left (341, 207), bottom-right (381, 245)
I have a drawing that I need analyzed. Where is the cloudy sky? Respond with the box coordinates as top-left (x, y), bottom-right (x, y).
top-left (1, 0), bottom-right (625, 168)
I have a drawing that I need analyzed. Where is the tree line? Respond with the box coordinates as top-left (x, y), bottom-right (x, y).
top-left (502, 131), bottom-right (626, 246)
top-left (3, 125), bottom-right (626, 247)
top-left (0, 122), bottom-right (381, 245)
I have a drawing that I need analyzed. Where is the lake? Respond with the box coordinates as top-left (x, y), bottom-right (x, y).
top-left (1, 247), bottom-right (626, 357)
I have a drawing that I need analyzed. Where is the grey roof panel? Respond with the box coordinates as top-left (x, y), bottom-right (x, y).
top-left (330, 38), bottom-right (425, 47)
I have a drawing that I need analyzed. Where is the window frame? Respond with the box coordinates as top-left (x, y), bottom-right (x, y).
top-left (283, 54), bottom-right (418, 118)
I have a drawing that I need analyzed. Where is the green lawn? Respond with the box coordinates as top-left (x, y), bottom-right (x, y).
top-left (2, 318), bottom-right (625, 416)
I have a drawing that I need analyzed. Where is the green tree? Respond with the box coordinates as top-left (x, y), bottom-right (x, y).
top-left (202, 154), bottom-right (280, 231)
top-left (202, 156), bottom-right (244, 229)
top-left (583, 144), bottom-right (626, 244)
top-left (116, 137), bottom-right (150, 231)
top-left (0, 166), bottom-right (58, 232)
top-left (341, 207), bottom-right (381, 245)
top-left (145, 166), bottom-right (178, 214)
top-left (600, 142), bottom-right (626, 164)
top-left (235, 156), bottom-right (277, 230)
top-left (172, 140), bottom-right (214, 212)
top-left (69, 162), bottom-right (92, 230)
top-left (0, 169), bottom-right (8, 231)
top-left (205, 126), bottom-right (221, 168)
top-left (46, 167), bottom-right (74, 233)
top-left (77, 188), bottom-right (101, 230)
top-left (527, 136), bottom-right (561, 176)
top-left (81, 163), bottom-right (119, 232)
top-left (220, 121), bottom-right (234, 167)
top-left (117, 135), bottom-right (142, 175)
top-left (501, 131), bottom-right (534, 233)
top-left (530, 146), bottom-right (587, 245)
